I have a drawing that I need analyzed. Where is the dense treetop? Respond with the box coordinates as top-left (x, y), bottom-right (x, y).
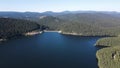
top-left (97, 46), bottom-right (120, 68)
top-left (0, 18), bottom-right (41, 38)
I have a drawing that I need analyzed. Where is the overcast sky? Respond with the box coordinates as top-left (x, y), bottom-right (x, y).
top-left (0, 0), bottom-right (120, 12)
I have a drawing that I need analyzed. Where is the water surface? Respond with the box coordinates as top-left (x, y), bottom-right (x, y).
top-left (0, 32), bottom-right (101, 68)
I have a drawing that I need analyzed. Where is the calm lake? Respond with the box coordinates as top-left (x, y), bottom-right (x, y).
top-left (0, 32), bottom-right (101, 68)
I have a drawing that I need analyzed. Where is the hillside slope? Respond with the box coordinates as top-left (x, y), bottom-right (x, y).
top-left (1, 11), bottom-right (120, 36)
top-left (0, 18), bottom-right (42, 39)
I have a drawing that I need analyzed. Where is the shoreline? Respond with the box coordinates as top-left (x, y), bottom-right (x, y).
top-left (43, 30), bottom-right (62, 33)
top-left (42, 30), bottom-right (117, 37)
top-left (0, 30), bottom-right (109, 68)
top-left (1, 30), bottom-right (118, 68)
top-left (0, 30), bottom-right (42, 42)
top-left (0, 30), bottom-right (115, 43)
top-left (60, 32), bottom-right (115, 37)
top-left (43, 30), bottom-right (111, 37)
top-left (24, 30), bottom-right (42, 36)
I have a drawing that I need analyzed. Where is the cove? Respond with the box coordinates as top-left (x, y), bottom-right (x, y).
top-left (0, 32), bottom-right (101, 68)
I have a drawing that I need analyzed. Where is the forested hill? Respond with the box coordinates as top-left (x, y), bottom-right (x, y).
top-left (56, 13), bottom-right (120, 36)
top-left (0, 18), bottom-right (42, 39)
top-left (57, 13), bottom-right (120, 27)
top-left (37, 12), bottom-right (120, 36)
top-left (38, 16), bottom-right (67, 30)
top-left (1, 11), bottom-right (120, 36)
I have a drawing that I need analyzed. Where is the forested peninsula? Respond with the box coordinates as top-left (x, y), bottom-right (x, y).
top-left (0, 18), bottom-right (43, 42)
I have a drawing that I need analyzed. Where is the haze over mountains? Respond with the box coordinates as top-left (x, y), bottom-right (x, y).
top-left (0, 11), bottom-right (120, 17)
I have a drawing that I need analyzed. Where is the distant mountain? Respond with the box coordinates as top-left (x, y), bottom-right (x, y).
top-left (0, 12), bottom-right (42, 19)
top-left (0, 11), bottom-right (120, 19)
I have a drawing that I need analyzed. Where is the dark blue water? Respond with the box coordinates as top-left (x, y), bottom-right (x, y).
top-left (0, 32), bottom-right (101, 68)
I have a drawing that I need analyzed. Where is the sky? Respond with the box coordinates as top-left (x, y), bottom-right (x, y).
top-left (0, 0), bottom-right (120, 12)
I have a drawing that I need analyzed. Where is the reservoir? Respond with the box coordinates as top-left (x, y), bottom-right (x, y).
top-left (0, 32), bottom-right (101, 68)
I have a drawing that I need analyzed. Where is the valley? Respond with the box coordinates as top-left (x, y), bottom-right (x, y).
top-left (0, 11), bottom-right (120, 68)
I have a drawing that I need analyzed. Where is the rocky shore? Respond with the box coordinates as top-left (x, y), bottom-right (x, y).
top-left (61, 32), bottom-right (82, 36)
top-left (0, 39), bottom-right (7, 42)
top-left (24, 30), bottom-right (42, 36)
